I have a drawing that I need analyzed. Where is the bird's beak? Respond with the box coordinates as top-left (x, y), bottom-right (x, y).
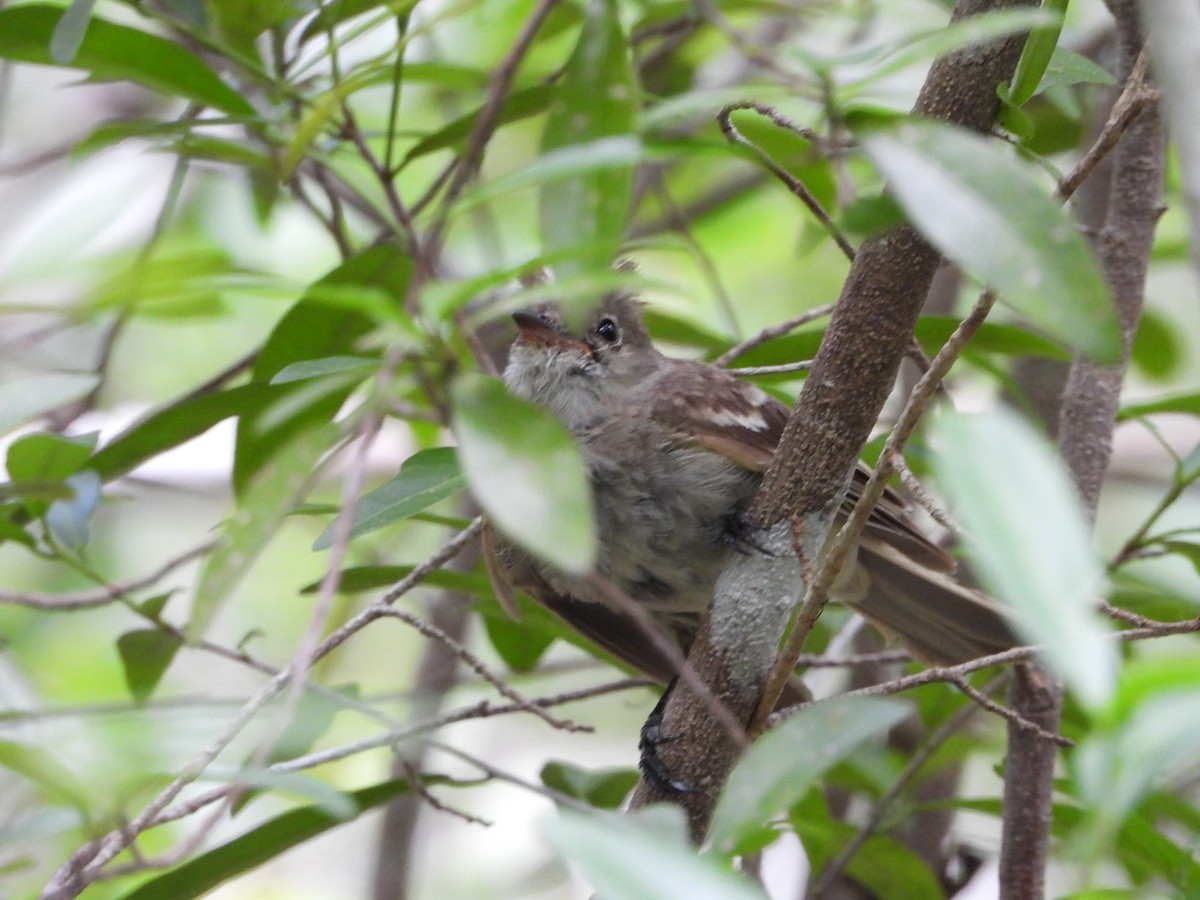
top-left (512, 311), bottom-right (592, 355)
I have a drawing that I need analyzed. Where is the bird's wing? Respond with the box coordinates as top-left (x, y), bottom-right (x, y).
top-left (652, 363), bottom-right (955, 573)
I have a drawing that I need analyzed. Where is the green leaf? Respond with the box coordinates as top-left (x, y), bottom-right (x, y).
top-left (190, 425), bottom-right (333, 639)
top-left (932, 407), bottom-right (1115, 709)
top-left (545, 806), bottom-right (765, 900)
top-left (452, 373), bottom-right (595, 574)
top-left (0, 740), bottom-right (91, 810)
top-left (0, 5), bottom-right (255, 118)
top-left (116, 629), bottom-right (184, 706)
top-left (539, 0), bottom-right (638, 270)
top-left (117, 779), bottom-right (416, 900)
top-left (1131, 309), bottom-right (1183, 381)
top-left (1005, 0), bottom-right (1066, 107)
top-left (858, 119), bottom-right (1120, 364)
top-left (45, 470), bottom-right (102, 549)
top-left (1162, 541), bottom-right (1200, 578)
top-left (709, 696), bottom-right (909, 855)
top-left (403, 84), bottom-right (555, 165)
top-left (270, 356), bottom-right (379, 385)
top-left (0, 373), bottom-right (99, 437)
top-left (1036, 47), bottom-right (1116, 95)
top-left (482, 613), bottom-right (555, 672)
top-left (298, 564), bottom-right (490, 596)
top-left (6, 432), bottom-right (97, 483)
top-left (88, 384), bottom-right (278, 483)
top-left (312, 447), bottom-right (466, 550)
top-left (540, 761), bottom-right (638, 810)
top-left (1074, 671), bottom-right (1200, 852)
top-left (1118, 391), bottom-right (1200, 421)
top-left (234, 245), bottom-right (409, 495)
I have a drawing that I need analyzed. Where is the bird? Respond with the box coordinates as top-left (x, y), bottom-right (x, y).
top-left (483, 287), bottom-right (1017, 696)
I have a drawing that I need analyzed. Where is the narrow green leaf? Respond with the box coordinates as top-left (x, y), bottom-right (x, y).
top-left (190, 425), bottom-right (333, 639)
top-left (116, 629), bottom-right (184, 706)
top-left (932, 407), bottom-right (1115, 709)
top-left (1131, 309), bottom-right (1183, 381)
top-left (312, 447), bottom-right (466, 550)
top-left (270, 356), bottom-right (379, 385)
top-left (0, 5), bottom-right (255, 117)
top-left (539, 0), bottom-right (638, 270)
top-left (88, 384), bottom-right (278, 483)
top-left (0, 740), bottom-right (91, 810)
top-left (858, 119), bottom-right (1120, 364)
top-left (1006, 0), bottom-right (1066, 106)
top-left (234, 245), bottom-right (408, 495)
top-left (709, 696), bottom-right (909, 855)
top-left (0, 373), bottom-right (99, 437)
top-left (118, 779), bottom-right (416, 900)
top-left (546, 806), bottom-right (765, 900)
top-left (49, 0), bottom-right (96, 64)
top-left (6, 432), bottom-right (97, 483)
top-left (403, 84), bottom-right (555, 164)
top-left (540, 761), bottom-right (638, 810)
top-left (1118, 391), bottom-right (1200, 421)
top-left (298, 564), bottom-right (490, 596)
top-left (452, 374), bottom-right (595, 574)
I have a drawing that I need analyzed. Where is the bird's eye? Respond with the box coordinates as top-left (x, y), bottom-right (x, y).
top-left (595, 318), bottom-right (619, 343)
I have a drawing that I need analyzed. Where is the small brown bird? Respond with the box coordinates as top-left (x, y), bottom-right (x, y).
top-left (485, 289), bottom-right (1017, 689)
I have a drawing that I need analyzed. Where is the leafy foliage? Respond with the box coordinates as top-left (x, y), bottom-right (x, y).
top-left (0, 0), bottom-right (1195, 897)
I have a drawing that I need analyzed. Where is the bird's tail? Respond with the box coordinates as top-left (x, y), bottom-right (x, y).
top-left (849, 538), bottom-right (1020, 666)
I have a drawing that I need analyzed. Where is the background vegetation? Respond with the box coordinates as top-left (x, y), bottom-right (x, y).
top-left (0, 0), bottom-right (1197, 897)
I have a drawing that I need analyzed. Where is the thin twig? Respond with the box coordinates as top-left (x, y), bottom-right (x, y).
top-left (717, 102), bottom-right (857, 263)
top-left (887, 449), bottom-right (961, 533)
top-left (950, 675), bottom-right (1071, 747)
top-left (377, 608), bottom-right (591, 733)
top-left (1057, 50), bottom-right (1158, 201)
top-left (714, 304), bottom-right (836, 367)
top-left (399, 758), bottom-right (492, 827)
top-left (0, 543), bottom-right (214, 610)
top-left (728, 360), bottom-right (814, 377)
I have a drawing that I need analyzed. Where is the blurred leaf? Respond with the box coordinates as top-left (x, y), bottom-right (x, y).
top-left (403, 85), bottom-right (555, 165)
top-left (232, 685), bottom-right (359, 814)
top-left (89, 384), bottom-right (277, 482)
top-left (0, 5), bottom-right (255, 117)
top-left (1162, 541), bottom-right (1200, 577)
top-left (300, 0), bottom-right (414, 45)
top-left (234, 245), bottom-right (409, 495)
top-left (191, 425), bottom-right (333, 639)
top-left (0, 741), bottom-right (91, 811)
top-left (49, 0), bottom-right (96, 64)
top-left (540, 761), bottom-right (637, 810)
top-left (789, 792), bottom-right (943, 900)
top-left (643, 309), bottom-right (728, 354)
top-left (1036, 47), bottom-right (1116, 94)
top-left (915, 316), bottom-right (1072, 359)
top-left (270, 356), bottom-right (380, 385)
top-left (840, 194), bottom-right (906, 239)
top-left (1074, 666), bottom-right (1200, 852)
top-left (313, 448), bottom-right (466, 550)
top-left (116, 629), bottom-right (183, 706)
top-left (0, 373), bottom-right (99, 437)
top-left (1131, 309), bottom-right (1183, 381)
top-left (118, 779), bottom-right (417, 900)
top-left (45, 471), bottom-right (102, 550)
top-left (539, 0), bottom-right (637, 270)
top-left (1118, 391), bottom-right (1200, 421)
top-left (6, 432), bottom-right (96, 483)
top-left (859, 119), bottom-right (1119, 364)
top-left (299, 564), bottom-right (490, 596)
top-left (546, 806), bottom-right (765, 900)
top-left (452, 374), bottom-right (595, 574)
top-left (933, 408), bottom-right (1115, 709)
top-left (483, 613), bottom-right (555, 672)
top-left (710, 696), bottom-right (909, 855)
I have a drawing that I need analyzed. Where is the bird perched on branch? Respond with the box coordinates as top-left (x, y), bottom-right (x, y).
top-left (484, 288), bottom-right (1017, 696)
